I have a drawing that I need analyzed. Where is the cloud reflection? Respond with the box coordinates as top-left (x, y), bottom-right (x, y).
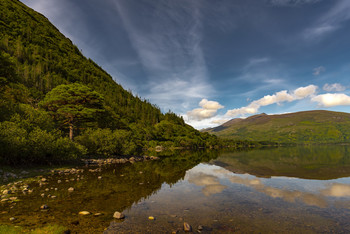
top-left (188, 172), bottom-right (227, 196)
top-left (228, 175), bottom-right (328, 208)
top-left (321, 183), bottom-right (350, 197)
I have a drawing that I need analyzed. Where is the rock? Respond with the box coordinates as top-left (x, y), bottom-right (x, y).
top-left (148, 216), bottom-right (155, 220)
top-left (98, 176), bottom-right (102, 180)
top-left (41, 193), bottom-right (45, 197)
top-left (94, 213), bottom-right (103, 216)
top-left (113, 211), bottom-right (125, 219)
top-left (51, 196), bottom-right (57, 199)
top-left (41, 178), bottom-right (47, 182)
top-left (2, 189), bottom-right (11, 195)
top-left (9, 217), bottom-right (16, 221)
top-left (40, 204), bottom-right (49, 210)
top-left (57, 180), bottom-right (62, 183)
top-left (79, 211), bottom-right (91, 215)
top-left (183, 222), bottom-right (192, 232)
top-left (45, 188), bottom-right (49, 191)
top-left (68, 187), bottom-right (74, 192)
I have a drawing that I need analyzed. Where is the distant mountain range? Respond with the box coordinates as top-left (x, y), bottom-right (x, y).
top-left (204, 110), bottom-right (350, 143)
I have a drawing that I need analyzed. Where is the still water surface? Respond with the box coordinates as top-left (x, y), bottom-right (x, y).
top-left (1, 146), bottom-right (350, 233)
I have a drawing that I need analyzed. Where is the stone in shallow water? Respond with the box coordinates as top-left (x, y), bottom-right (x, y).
top-left (79, 211), bottom-right (91, 215)
top-left (183, 222), bottom-right (192, 232)
top-left (113, 211), bottom-right (125, 219)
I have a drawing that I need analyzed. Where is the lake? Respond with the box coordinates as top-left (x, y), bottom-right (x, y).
top-left (1, 145), bottom-right (350, 233)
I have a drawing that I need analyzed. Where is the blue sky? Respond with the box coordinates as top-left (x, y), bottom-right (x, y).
top-left (21, 0), bottom-right (350, 129)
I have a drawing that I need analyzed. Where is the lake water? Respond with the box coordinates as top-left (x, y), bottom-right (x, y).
top-left (1, 146), bottom-right (350, 233)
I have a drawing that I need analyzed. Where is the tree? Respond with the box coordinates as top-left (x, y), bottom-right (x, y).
top-left (40, 83), bottom-right (104, 140)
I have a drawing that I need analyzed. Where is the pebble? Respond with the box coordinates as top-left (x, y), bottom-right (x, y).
top-left (113, 211), bottom-right (125, 219)
top-left (9, 217), bottom-right (16, 221)
top-left (184, 222), bottom-right (192, 232)
top-left (2, 189), bottom-right (11, 195)
top-left (79, 211), bottom-right (91, 215)
top-left (57, 180), bottom-right (62, 183)
top-left (40, 204), bottom-right (49, 210)
top-left (68, 187), bottom-right (74, 192)
top-left (41, 178), bottom-right (47, 182)
top-left (98, 176), bottom-right (102, 179)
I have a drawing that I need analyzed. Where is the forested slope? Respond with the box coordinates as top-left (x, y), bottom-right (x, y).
top-left (0, 0), bottom-right (218, 165)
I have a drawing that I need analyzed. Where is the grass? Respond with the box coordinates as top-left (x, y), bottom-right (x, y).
top-left (0, 224), bottom-right (67, 234)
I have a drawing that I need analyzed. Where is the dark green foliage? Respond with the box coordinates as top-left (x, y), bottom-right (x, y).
top-left (0, 0), bottom-right (220, 164)
top-left (40, 83), bottom-right (105, 139)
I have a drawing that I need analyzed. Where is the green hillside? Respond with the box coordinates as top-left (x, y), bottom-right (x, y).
top-left (206, 110), bottom-right (350, 143)
top-left (0, 0), bottom-right (217, 164)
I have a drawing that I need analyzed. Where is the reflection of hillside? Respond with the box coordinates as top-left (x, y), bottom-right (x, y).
top-left (212, 146), bottom-right (350, 180)
top-left (0, 150), bottom-right (219, 233)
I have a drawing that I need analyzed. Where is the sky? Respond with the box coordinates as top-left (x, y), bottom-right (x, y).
top-left (20, 0), bottom-right (350, 129)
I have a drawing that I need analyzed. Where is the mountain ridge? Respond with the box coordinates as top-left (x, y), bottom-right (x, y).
top-left (205, 110), bottom-right (350, 143)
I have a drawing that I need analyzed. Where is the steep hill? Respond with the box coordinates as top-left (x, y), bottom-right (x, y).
top-left (0, 0), bottom-right (217, 164)
top-left (206, 110), bottom-right (350, 143)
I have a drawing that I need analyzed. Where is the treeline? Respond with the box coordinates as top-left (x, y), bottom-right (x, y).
top-left (0, 0), bottom-right (219, 165)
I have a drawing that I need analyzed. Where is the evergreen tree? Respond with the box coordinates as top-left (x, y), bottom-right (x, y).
top-left (40, 83), bottom-right (104, 140)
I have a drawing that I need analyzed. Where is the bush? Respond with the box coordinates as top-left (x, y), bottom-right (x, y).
top-left (75, 128), bottom-right (139, 156)
top-left (0, 121), bottom-right (85, 165)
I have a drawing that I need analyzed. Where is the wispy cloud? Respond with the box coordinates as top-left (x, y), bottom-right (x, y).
top-left (303, 0), bottom-right (350, 40)
top-left (313, 66), bottom-right (325, 76)
top-left (225, 85), bottom-right (317, 117)
top-left (269, 0), bottom-right (322, 7)
top-left (113, 0), bottom-right (214, 112)
top-left (323, 83), bottom-right (346, 92)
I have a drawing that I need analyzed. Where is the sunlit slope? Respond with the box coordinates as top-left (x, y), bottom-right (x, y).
top-left (206, 110), bottom-right (350, 143)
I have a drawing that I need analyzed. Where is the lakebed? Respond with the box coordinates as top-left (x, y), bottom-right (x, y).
top-left (1, 146), bottom-right (350, 233)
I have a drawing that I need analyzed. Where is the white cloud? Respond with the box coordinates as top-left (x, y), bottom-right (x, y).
top-left (293, 85), bottom-right (318, 99)
top-left (311, 93), bottom-right (350, 107)
top-left (323, 83), bottom-right (346, 92)
top-left (187, 99), bottom-right (224, 121)
top-left (313, 66), bottom-right (325, 76)
top-left (225, 85), bottom-right (318, 117)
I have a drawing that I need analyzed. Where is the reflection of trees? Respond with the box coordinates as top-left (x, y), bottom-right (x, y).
top-left (213, 146), bottom-right (350, 179)
top-left (0, 150), bottom-right (219, 233)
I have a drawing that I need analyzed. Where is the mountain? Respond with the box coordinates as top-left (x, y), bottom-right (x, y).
top-left (0, 0), bottom-right (217, 164)
top-left (206, 110), bottom-right (350, 143)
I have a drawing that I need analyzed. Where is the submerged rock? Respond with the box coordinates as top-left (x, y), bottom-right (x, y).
top-left (183, 222), bottom-right (192, 232)
top-left (79, 211), bottom-right (91, 215)
top-left (113, 211), bottom-right (125, 219)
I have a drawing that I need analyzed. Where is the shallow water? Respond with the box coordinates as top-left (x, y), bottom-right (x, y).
top-left (1, 146), bottom-right (350, 233)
